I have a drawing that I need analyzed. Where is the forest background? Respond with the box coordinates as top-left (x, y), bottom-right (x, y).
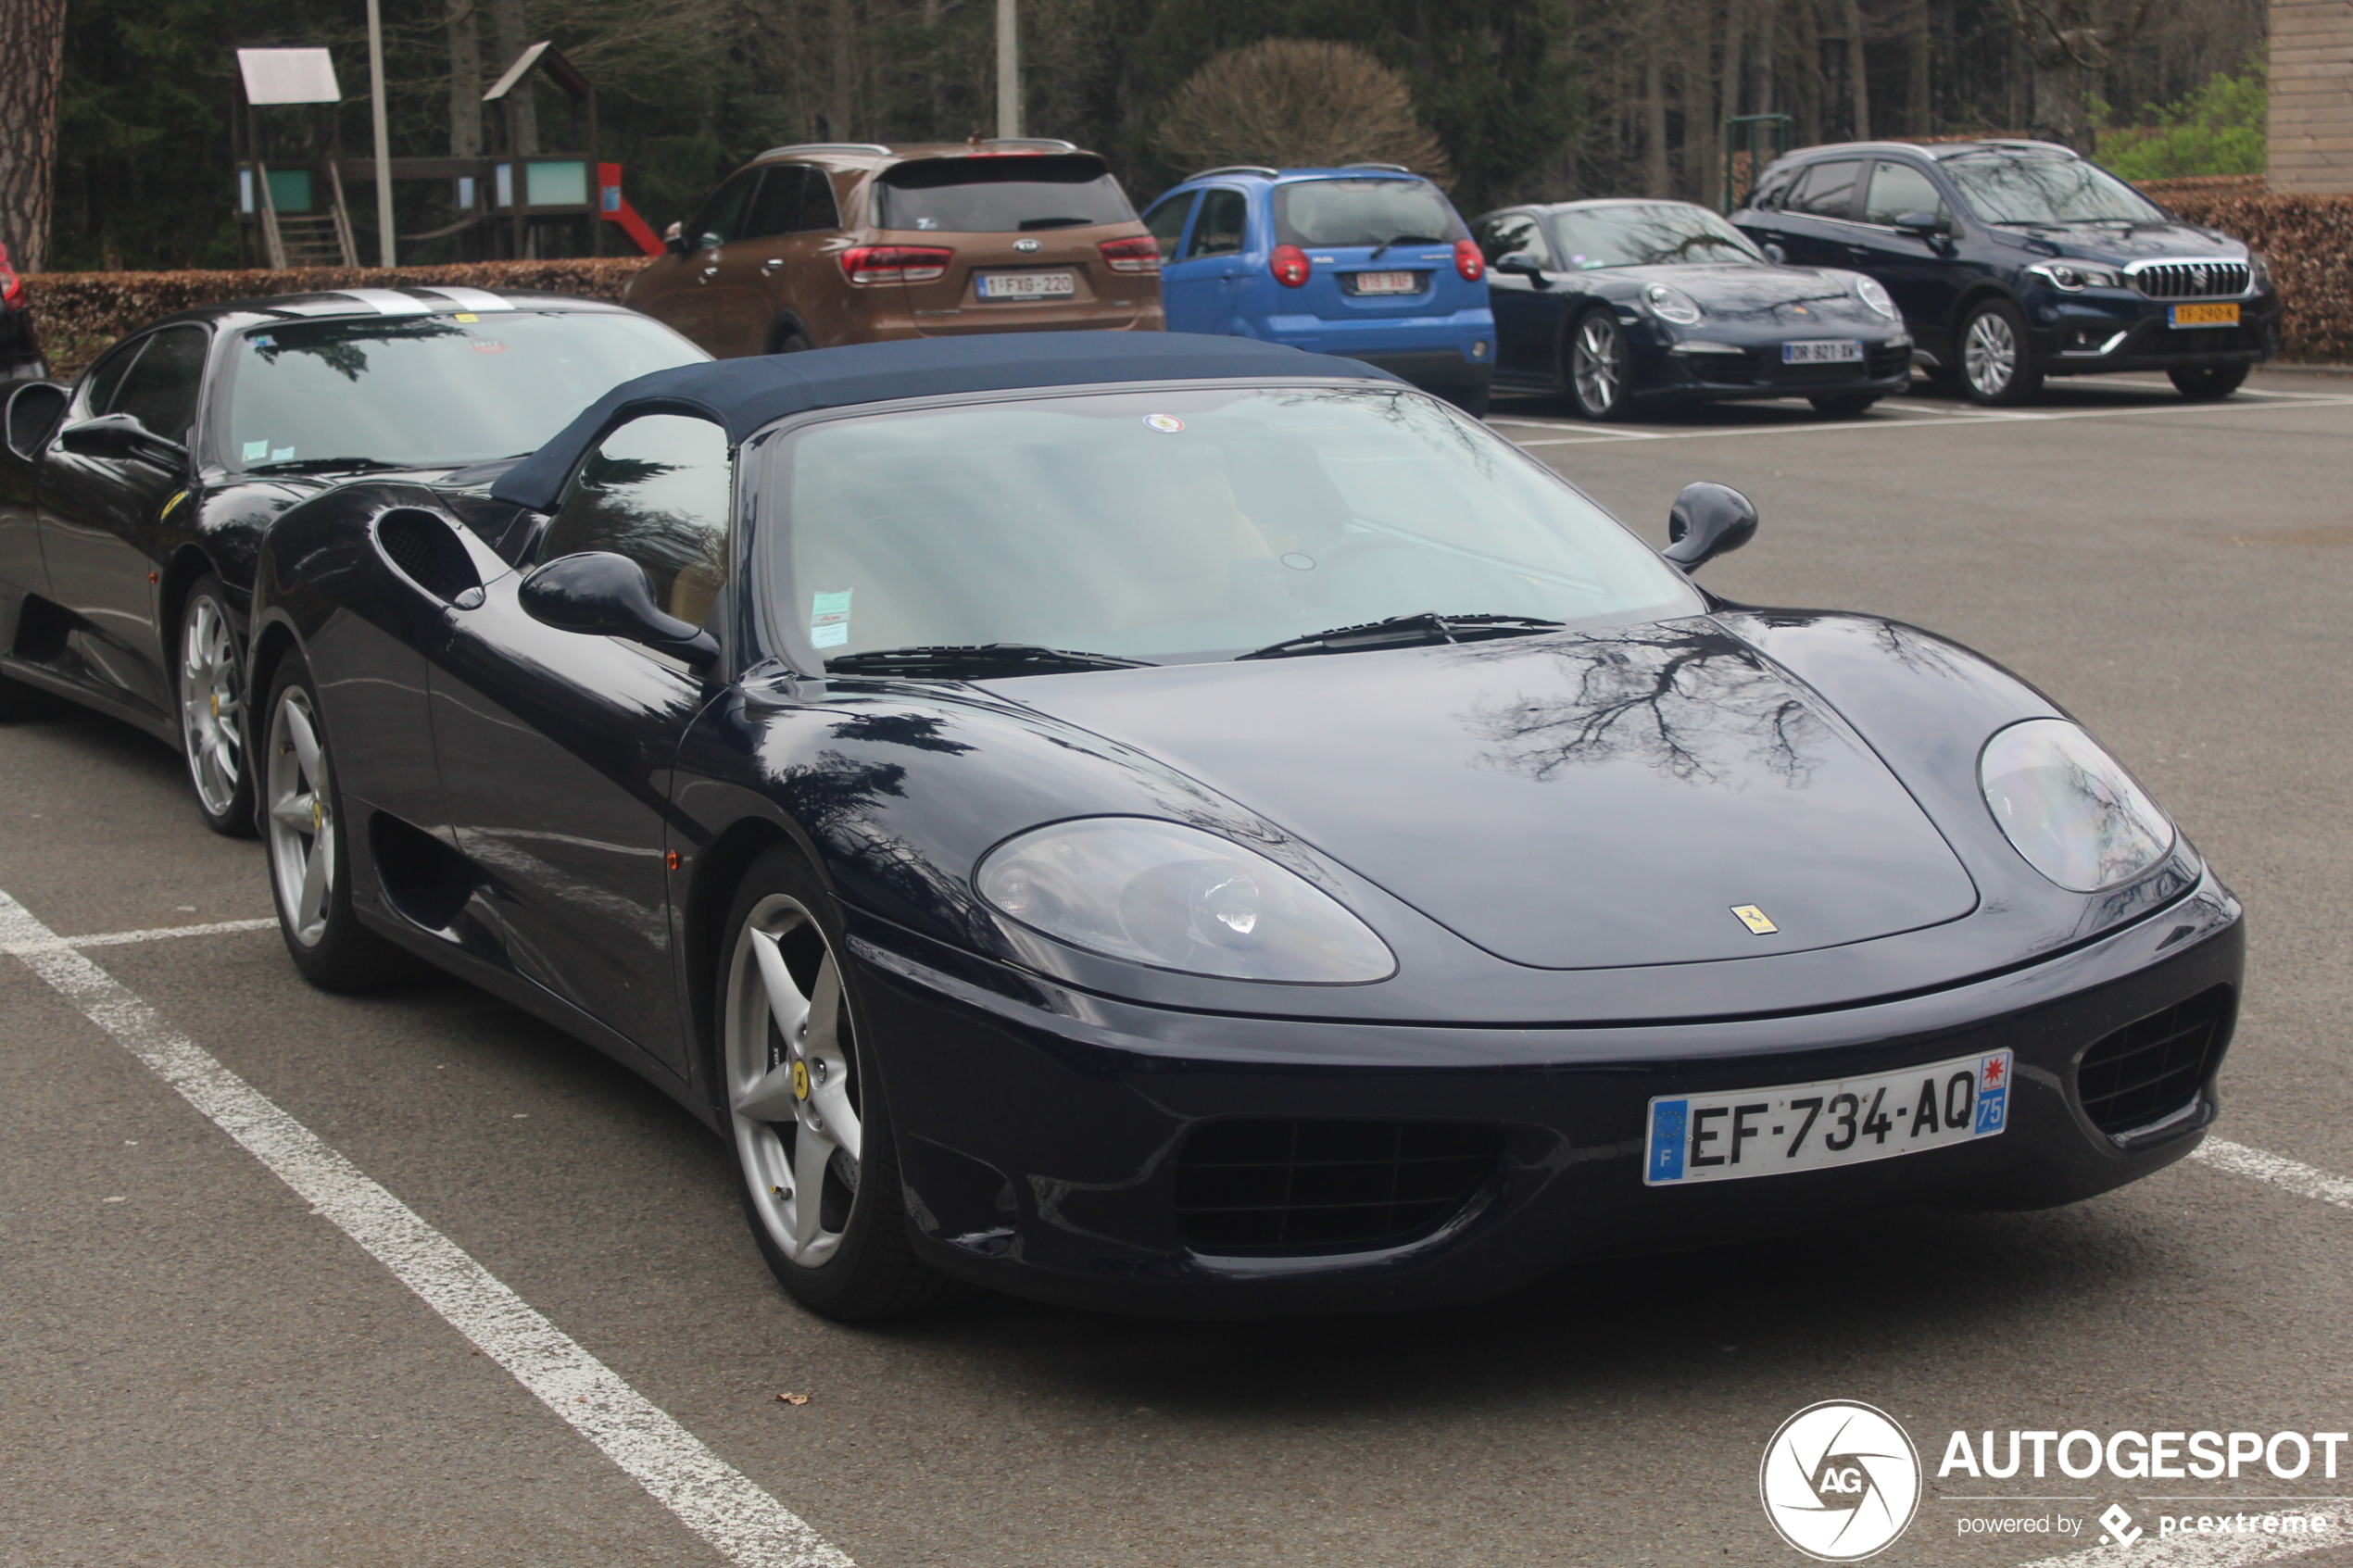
top-left (38, 0), bottom-right (2273, 273)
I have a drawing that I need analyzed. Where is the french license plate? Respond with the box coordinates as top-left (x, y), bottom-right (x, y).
top-left (2171, 301), bottom-right (2240, 328)
top-left (977, 270), bottom-right (1076, 300)
top-left (1644, 1048), bottom-right (2011, 1186)
top-left (1350, 270), bottom-right (1420, 295)
top-left (1782, 339), bottom-right (1864, 363)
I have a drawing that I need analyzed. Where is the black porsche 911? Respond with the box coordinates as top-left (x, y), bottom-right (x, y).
top-left (245, 332), bottom-right (2239, 1321)
top-left (0, 288), bottom-right (705, 834)
top-left (1475, 199), bottom-right (1915, 418)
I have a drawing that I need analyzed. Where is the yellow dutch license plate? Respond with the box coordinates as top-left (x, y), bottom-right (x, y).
top-left (2171, 302), bottom-right (2240, 328)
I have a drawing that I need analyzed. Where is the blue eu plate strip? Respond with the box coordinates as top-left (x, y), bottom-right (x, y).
top-left (1649, 1099), bottom-right (1689, 1182)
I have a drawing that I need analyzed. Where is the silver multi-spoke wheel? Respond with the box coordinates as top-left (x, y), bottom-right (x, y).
top-left (266, 684), bottom-right (335, 947)
top-left (725, 895), bottom-right (863, 1269)
top-left (1571, 314), bottom-right (1623, 416)
top-left (1963, 310), bottom-right (2018, 398)
top-left (178, 594), bottom-right (243, 818)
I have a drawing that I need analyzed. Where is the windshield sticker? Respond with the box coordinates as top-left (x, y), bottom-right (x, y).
top-left (249, 334), bottom-right (274, 349)
top-left (812, 589), bottom-right (852, 649)
top-left (453, 312), bottom-right (479, 322)
top-left (241, 439), bottom-right (269, 462)
top-left (469, 337), bottom-right (507, 354)
top-left (1142, 414), bottom-right (1185, 433)
top-left (271, 446), bottom-right (296, 462)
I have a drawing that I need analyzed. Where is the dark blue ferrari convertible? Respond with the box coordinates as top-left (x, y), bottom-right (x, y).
top-left (245, 332), bottom-right (2240, 1319)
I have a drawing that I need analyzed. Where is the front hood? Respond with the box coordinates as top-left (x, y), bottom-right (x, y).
top-left (1623, 263), bottom-right (1889, 332)
top-left (995, 620), bottom-right (1980, 970)
top-left (1995, 221), bottom-right (2246, 262)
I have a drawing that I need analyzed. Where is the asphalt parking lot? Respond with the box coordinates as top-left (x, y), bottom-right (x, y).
top-left (6, 369), bottom-right (2352, 1568)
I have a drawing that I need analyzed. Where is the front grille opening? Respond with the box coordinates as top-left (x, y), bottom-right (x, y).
top-left (374, 508), bottom-right (483, 604)
top-left (2076, 985), bottom-right (2233, 1137)
top-left (1174, 1118), bottom-right (1505, 1255)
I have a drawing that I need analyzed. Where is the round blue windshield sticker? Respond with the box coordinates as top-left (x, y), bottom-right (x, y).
top-left (1142, 414), bottom-right (1184, 433)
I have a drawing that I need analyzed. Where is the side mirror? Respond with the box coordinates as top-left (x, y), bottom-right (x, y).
top-left (4, 380), bottom-right (69, 461)
top-left (662, 220), bottom-right (688, 256)
top-left (518, 550), bottom-right (719, 667)
top-left (1893, 211), bottom-right (1945, 239)
top-left (1661, 482), bottom-right (1757, 572)
top-left (1493, 251), bottom-right (1546, 278)
top-left (1762, 242), bottom-right (1788, 265)
top-left (57, 412), bottom-right (187, 470)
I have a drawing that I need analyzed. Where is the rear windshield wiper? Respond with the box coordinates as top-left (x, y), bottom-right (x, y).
top-left (1016, 216), bottom-right (1094, 232)
top-left (243, 456), bottom-right (404, 474)
top-left (1237, 612), bottom-right (1567, 660)
top-left (1367, 232), bottom-right (1443, 262)
top-left (824, 644), bottom-right (1154, 678)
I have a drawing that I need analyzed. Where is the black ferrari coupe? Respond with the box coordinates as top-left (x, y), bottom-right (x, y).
top-left (0, 288), bottom-right (704, 834)
top-left (245, 332), bottom-right (2239, 1320)
top-left (1475, 199), bottom-right (1915, 418)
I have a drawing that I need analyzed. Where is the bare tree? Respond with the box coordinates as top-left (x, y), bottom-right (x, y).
top-left (1153, 39), bottom-right (1453, 184)
top-left (447, 0), bottom-right (484, 158)
top-left (487, 0), bottom-right (540, 153)
top-left (0, 0), bottom-right (67, 271)
top-left (1990, 0), bottom-right (2160, 148)
top-left (1843, 0), bottom-right (1871, 139)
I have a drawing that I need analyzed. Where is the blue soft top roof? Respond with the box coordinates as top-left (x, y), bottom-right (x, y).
top-left (490, 331), bottom-right (1402, 510)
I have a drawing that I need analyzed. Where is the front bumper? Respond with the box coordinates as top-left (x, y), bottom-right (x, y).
top-left (2031, 289), bottom-right (2280, 375)
top-left (1265, 308), bottom-right (1494, 393)
top-left (1635, 327), bottom-right (1914, 404)
top-left (854, 873), bottom-right (2243, 1317)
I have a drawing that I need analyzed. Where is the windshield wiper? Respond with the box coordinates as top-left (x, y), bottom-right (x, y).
top-left (1016, 216), bottom-right (1093, 231)
top-left (824, 644), bottom-right (1154, 678)
top-left (1237, 612), bottom-right (1567, 661)
top-left (244, 456), bottom-right (404, 474)
top-left (1367, 232), bottom-right (1444, 262)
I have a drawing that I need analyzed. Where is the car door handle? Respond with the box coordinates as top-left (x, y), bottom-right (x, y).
top-left (761, 258), bottom-right (785, 276)
top-left (698, 266), bottom-right (719, 283)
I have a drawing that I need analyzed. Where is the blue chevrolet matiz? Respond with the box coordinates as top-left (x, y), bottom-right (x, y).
top-left (1140, 165), bottom-right (1495, 413)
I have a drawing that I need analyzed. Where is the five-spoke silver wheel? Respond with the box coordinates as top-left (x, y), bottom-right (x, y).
top-left (267, 684), bottom-right (335, 947)
top-left (1570, 313), bottom-right (1625, 418)
top-left (177, 580), bottom-right (252, 834)
top-left (725, 894), bottom-right (862, 1269)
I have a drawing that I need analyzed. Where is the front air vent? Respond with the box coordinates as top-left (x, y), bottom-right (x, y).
top-left (374, 508), bottom-right (484, 605)
top-left (2132, 261), bottom-right (2250, 300)
top-left (2075, 985), bottom-right (2233, 1137)
top-left (1174, 1118), bottom-right (1504, 1255)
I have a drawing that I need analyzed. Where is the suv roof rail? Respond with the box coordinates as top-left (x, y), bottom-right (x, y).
top-left (1944, 137), bottom-right (2076, 157)
top-left (979, 137), bottom-right (1079, 152)
top-left (1188, 165), bottom-right (1279, 182)
top-left (758, 143), bottom-right (893, 158)
top-left (1342, 162), bottom-right (1412, 173)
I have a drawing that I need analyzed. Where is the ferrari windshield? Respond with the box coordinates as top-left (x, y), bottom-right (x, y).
top-left (768, 386), bottom-right (1700, 666)
top-left (1550, 204), bottom-right (1764, 269)
top-left (220, 311), bottom-right (702, 470)
top-left (1942, 155), bottom-right (2164, 225)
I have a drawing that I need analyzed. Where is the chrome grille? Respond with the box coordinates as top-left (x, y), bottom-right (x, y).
top-left (2132, 261), bottom-right (2249, 300)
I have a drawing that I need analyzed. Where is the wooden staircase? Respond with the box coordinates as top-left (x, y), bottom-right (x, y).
top-left (255, 162), bottom-right (359, 270)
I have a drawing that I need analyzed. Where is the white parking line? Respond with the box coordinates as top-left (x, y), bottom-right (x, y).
top-left (1496, 394), bottom-right (2353, 448)
top-left (0, 915), bottom-right (277, 956)
top-left (2192, 1137), bottom-right (2353, 1210)
top-left (0, 890), bottom-right (852, 1568)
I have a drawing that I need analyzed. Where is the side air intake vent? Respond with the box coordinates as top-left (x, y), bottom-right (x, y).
top-left (1174, 1118), bottom-right (1505, 1255)
top-left (2075, 985), bottom-right (2233, 1137)
top-left (374, 508), bottom-right (484, 605)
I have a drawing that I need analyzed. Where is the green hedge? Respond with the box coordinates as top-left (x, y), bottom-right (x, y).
top-left (2145, 187), bottom-right (2353, 364)
top-left (24, 258), bottom-right (648, 380)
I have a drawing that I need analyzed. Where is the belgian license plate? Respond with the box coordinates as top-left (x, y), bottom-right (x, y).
top-left (1782, 339), bottom-right (1864, 363)
top-left (1644, 1049), bottom-right (2011, 1186)
top-left (977, 270), bottom-right (1076, 300)
top-left (1351, 270), bottom-right (1419, 295)
top-left (2171, 301), bottom-right (2240, 328)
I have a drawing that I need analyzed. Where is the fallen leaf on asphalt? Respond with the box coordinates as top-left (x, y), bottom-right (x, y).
top-left (776, 1392), bottom-right (811, 1405)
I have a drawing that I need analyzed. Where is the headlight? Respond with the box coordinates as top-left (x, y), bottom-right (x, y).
top-left (1979, 720), bottom-right (2173, 892)
top-left (975, 817), bottom-right (1396, 983)
top-left (1642, 283), bottom-right (1703, 325)
top-left (2026, 262), bottom-right (2122, 292)
top-left (1853, 275), bottom-right (1898, 319)
top-left (2249, 252), bottom-right (2271, 293)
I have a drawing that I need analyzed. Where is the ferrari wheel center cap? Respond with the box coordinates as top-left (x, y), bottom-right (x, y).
top-left (310, 798), bottom-right (324, 834)
top-left (791, 1059), bottom-right (812, 1100)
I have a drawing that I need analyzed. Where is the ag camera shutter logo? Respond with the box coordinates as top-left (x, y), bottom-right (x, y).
top-left (1761, 1400), bottom-right (1922, 1561)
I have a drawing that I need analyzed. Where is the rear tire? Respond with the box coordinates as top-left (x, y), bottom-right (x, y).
top-left (1807, 393), bottom-right (1880, 418)
top-left (175, 574), bottom-right (256, 838)
top-left (1957, 298), bottom-right (2043, 405)
top-left (717, 845), bottom-right (963, 1321)
top-left (2168, 363), bottom-right (2248, 401)
top-left (1566, 310), bottom-right (1631, 420)
top-left (262, 651), bottom-right (403, 992)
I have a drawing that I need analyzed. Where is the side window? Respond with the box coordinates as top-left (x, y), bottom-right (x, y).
top-left (109, 326), bottom-right (208, 445)
top-left (742, 166), bottom-right (808, 240)
top-left (1749, 166), bottom-right (1798, 210)
top-left (541, 414), bottom-right (733, 629)
top-left (1787, 161), bottom-right (1864, 220)
top-left (1184, 188), bottom-right (1248, 259)
top-left (688, 169), bottom-right (761, 251)
top-left (798, 168), bottom-right (841, 232)
top-left (1862, 161), bottom-right (1952, 229)
top-left (1142, 192), bottom-right (1197, 261)
top-left (80, 336), bottom-right (149, 418)
top-left (1478, 213), bottom-right (1546, 266)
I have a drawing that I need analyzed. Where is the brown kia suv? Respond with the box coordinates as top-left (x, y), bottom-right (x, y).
top-left (623, 140), bottom-right (1165, 356)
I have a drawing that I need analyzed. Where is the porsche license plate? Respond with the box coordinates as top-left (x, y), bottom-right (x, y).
top-left (1350, 270), bottom-right (1419, 295)
top-left (977, 271), bottom-right (1076, 300)
top-left (2171, 301), bottom-right (2240, 328)
top-left (1644, 1049), bottom-right (2011, 1185)
top-left (1782, 339), bottom-right (1864, 363)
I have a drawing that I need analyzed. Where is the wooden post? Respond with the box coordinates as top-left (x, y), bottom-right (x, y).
top-left (2271, 0), bottom-right (2353, 193)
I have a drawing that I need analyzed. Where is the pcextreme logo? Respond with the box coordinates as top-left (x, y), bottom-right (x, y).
top-left (1761, 1400), bottom-right (1924, 1561)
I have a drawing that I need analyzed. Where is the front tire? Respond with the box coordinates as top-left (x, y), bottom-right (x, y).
top-left (263, 652), bottom-right (402, 991)
top-left (1957, 299), bottom-right (2042, 405)
top-left (1566, 310), bottom-right (1631, 420)
top-left (175, 575), bottom-right (256, 837)
top-left (2168, 363), bottom-right (2248, 401)
top-left (718, 846), bottom-right (958, 1321)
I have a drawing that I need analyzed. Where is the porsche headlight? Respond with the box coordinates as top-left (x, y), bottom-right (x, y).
top-left (1854, 275), bottom-right (1899, 319)
top-left (975, 817), bottom-right (1395, 983)
top-left (1979, 720), bottom-right (2174, 892)
top-left (1642, 283), bottom-right (1703, 325)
